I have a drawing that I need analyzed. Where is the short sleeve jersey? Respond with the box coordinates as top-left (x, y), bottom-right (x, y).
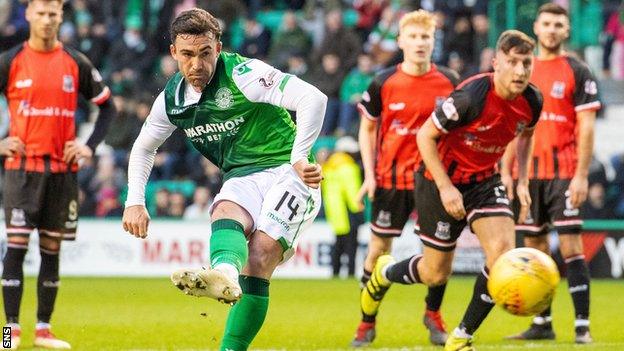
top-left (524, 55), bottom-right (601, 179)
top-left (0, 43), bottom-right (110, 172)
top-left (360, 64), bottom-right (458, 190)
top-left (427, 73), bottom-right (543, 184)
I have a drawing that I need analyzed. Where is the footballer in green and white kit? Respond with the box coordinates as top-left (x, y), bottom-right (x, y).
top-left (122, 8), bottom-right (326, 351)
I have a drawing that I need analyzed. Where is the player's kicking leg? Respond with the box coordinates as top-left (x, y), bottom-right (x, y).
top-left (445, 216), bottom-right (515, 351)
top-left (171, 201), bottom-right (251, 304)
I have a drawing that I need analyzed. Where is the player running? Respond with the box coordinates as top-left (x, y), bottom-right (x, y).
top-left (351, 10), bottom-right (459, 347)
top-left (502, 3), bottom-right (600, 344)
top-left (121, 8), bottom-right (326, 351)
top-left (364, 30), bottom-right (543, 351)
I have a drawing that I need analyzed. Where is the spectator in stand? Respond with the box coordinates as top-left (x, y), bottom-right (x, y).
top-left (603, 5), bottom-right (624, 79)
top-left (312, 53), bottom-right (346, 135)
top-left (154, 188), bottom-right (170, 217)
top-left (105, 96), bottom-right (142, 167)
top-left (431, 10), bottom-right (448, 65)
top-left (188, 158), bottom-right (223, 196)
top-left (96, 185), bottom-right (123, 218)
top-left (339, 54), bottom-right (375, 136)
top-left (445, 15), bottom-right (474, 66)
top-left (0, 0), bottom-right (28, 51)
top-left (198, 0), bottom-right (244, 47)
top-left (107, 17), bottom-right (155, 80)
top-left (184, 186), bottom-right (213, 220)
top-left (149, 55), bottom-right (179, 96)
top-left (240, 16), bottom-right (272, 60)
top-left (353, 0), bottom-right (388, 42)
top-left (286, 52), bottom-right (311, 80)
top-left (366, 6), bottom-right (400, 66)
top-left (75, 20), bottom-right (109, 70)
top-left (269, 11), bottom-right (312, 70)
top-left (168, 191), bottom-right (187, 218)
top-left (314, 9), bottom-right (362, 70)
top-left (151, 129), bottom-right (189, 180)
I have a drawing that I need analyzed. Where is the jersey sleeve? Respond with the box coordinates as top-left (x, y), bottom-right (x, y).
top-left (0, 51), bottom-right (10, 94)
top-left (437, 66), bottom-right (461, 87)
top-left (0, 45), bottom-right (22, 95)
top-left (142, 91), bottom-right (177, 142)
top-left (66, 47), bottom-right (111, 105)
top-left (359, 74), bottom-right (384, 120)
top-left (431, 76), bottom-right (489, 133)
top-left (231, 58), bottom-right (295, 106)
top-left (567, 57), bottom-right (601, 112)
top-left (523, 83), bottom-right (543, 129)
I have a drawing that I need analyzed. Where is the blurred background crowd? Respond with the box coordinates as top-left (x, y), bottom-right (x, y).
top-left (1, 0), bottom-right (624, 224)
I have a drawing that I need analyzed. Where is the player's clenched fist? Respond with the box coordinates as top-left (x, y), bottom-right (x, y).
top-left (122, 205), bottom-right (151, 239)
top-left (439, 184), bottom-right (466, 220)
top-left (293, 159), bottom-right (322, 189)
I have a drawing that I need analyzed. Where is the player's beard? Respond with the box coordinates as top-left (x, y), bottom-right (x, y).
top-left (539, 39), bottom-right (563, 54)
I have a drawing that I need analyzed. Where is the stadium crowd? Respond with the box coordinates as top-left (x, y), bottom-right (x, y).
top-left (1, 0), bottom-right (624, 220)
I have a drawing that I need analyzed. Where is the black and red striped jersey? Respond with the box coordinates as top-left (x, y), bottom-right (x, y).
top-left (520, 55), bottom-right (601, 180)
top-left (0, 42), bottom-right (110, 173)
top-left (425, 73), bottom-right (542, 184)
top-left (359, 63), bottom-right (458, 190)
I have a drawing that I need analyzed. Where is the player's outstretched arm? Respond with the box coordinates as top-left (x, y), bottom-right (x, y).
top-left (123, 92), bottom-right (175, 238)
top-left (417, 118), bottom-right (465, 220)
top-left (515, 128), bottom-right (535, 223)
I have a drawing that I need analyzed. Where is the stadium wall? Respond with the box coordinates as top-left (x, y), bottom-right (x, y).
top-left (1, 220), bottom-right (623, 279)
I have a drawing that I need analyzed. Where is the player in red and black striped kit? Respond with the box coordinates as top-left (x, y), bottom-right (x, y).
top-left (363, 30), bottom-right (543, 351)
top-left (352, 10), bottom-right (459, 347)
top-left (0, 0), bottom-right (115, 348)
top-left (502, 4), bottom-right (600, 344)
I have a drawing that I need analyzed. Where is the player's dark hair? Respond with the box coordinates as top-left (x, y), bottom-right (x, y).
top-left (537, 3), bottom-right (569, 18)
top-left (496, 30), bottom-right (535, 55)
top-left (170, 8), bottom-right (222, 43)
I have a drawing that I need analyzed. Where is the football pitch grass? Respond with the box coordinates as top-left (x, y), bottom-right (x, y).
top-left (10, 277), bottom-right (624, 350)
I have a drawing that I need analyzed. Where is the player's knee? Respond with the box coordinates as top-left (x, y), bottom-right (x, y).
top-left (421, 270), bottom-right (449, 286)
top-left (559, 235), bottom-right (583, 257)
top-left (39, 236), bottom-right (61, 252)
top-left (486, 240), bottom-right (514, 268)
top-left (7, 236), bottom-right (30, 247)
top-left (524, 236), bottom-right (549, 252)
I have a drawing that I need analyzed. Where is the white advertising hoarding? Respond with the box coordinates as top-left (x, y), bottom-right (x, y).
top-left (0, 220), bottom-right (484, 277)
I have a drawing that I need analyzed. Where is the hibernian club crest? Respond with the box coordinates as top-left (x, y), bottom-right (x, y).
top-left (215, 87), bottom-right (233, 109)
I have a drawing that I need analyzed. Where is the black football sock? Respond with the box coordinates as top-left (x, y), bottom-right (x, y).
top-left (2, 246), bottom-right (27, 324)
top-left (37, 248), bottom-right (60, 324)
top-left (385, 255), bottom-right (422, 284)
top-left (458, 267), bottom-right (495, 335)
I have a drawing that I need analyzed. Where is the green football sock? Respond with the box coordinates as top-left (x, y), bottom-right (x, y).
top-left (220, 275), bottom-right (270, 351)
top-left (210, 219), bottom-right (248, 271)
